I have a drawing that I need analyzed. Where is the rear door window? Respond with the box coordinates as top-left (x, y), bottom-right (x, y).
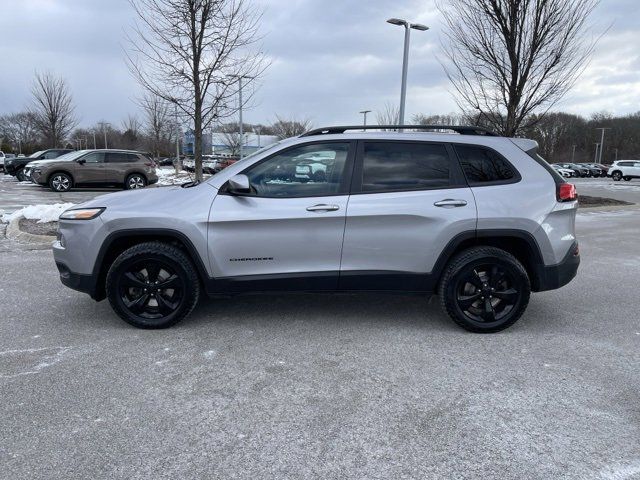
top-left (106, 152), bottom-right (140, 163)
top-left (455, 145), bottom-right (518, 185)
top-left (360, 142), bottom-right (452, 192)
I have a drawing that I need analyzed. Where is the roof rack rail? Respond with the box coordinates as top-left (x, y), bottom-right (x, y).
top-left (301, 125), bottom-right (499, 137)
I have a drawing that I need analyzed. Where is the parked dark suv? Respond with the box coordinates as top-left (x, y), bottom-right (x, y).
top-left (27, 149), bottom-right (158, 191)
top-left (4, 148), bottom-right (72, 180)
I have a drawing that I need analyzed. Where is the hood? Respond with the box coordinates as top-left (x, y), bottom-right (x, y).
top-left (28, 158), bottom-right (75, 167)
top-left (76, 182), bottom-right (218, 211)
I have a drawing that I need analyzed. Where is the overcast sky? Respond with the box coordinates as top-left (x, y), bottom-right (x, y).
top-left (0, 0), bottom-right (638, 128)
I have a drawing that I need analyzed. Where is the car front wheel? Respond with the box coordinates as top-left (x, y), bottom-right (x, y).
top-left (49, 172), bottom-right (72, 192)
top-left (106, 242), bottom-right (200, 328)
top-left (612, 171), bottom-right (622, 181)
top-left (16, 168), bottom-right (28, 182)
top-left (125, 174), bottom-right (147, 190)
top-left (438, 247), bottom-right (531, 333)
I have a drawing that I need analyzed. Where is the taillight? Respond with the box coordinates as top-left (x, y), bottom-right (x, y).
top-left (557, 183), bottom-right (577, 202)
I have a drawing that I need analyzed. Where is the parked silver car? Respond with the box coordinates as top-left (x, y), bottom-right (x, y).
top-left (53, 125), bottom-right (579, 332)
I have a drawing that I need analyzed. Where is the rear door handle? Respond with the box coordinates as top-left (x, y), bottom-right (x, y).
top-left (433, 199), bottom-right (468, 208)
top-left (306, 204), bottom-right (340, 212)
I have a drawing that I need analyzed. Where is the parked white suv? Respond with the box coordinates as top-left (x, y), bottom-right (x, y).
top-left (608, 160), bottom-right (640, 181)
top-left (53, 125), bottom-right (580, 333)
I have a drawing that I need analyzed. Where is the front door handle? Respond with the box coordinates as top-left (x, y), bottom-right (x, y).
top-left (306, 204), bottom-right (340, 212)
top-left (434, 199), bottom-right (468, 208)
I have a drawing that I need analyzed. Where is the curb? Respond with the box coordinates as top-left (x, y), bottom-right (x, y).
top-left (578, 203), bottom-right (638, 212)
top-left (6, 215), bottom-right (56, 245)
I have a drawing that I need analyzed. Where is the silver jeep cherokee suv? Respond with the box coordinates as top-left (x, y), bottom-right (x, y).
top-left (53, 125), bottom-right (579, 332)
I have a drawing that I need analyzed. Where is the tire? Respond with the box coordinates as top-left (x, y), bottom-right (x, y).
top-left (623, 176), bottom-right (632, 182)
top-left (106, 241), bottom-right (200, 329)
top-left (125, 173), bottom-right (147, 190)
top-left (16, 168), bottom-right (27, 182)
top-left (49, 172), bottom-right (72, 192)
top-left (611, 171), bottom-right (622, 181)
top-left (438, 246), bottom-right (531, 333)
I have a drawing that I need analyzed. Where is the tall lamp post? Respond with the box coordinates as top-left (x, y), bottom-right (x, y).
top-left (595, 127), bottom-right (610, 164)
top-left (359, 110), bottom-right (371, 128)
top-left (103, 122), bottom-right (110, 149)
top-left (387, 18), bottom-right (428, 126)
top-left (229, 74), bottom-right (255, 159)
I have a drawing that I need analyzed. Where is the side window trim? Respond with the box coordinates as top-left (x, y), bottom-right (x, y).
top-left (452, 143), bottom-right (522, 187)
top-left (349, 140), bottom-right (467, 195)
top-left (222, 139), bottom-right (357, 199)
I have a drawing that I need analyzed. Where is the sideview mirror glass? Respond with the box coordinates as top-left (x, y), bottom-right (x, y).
top-left (227, 174), bottom-right (251, 194)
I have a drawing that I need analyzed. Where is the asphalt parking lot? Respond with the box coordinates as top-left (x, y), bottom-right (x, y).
top-left (1, 175), bottom-right (640, 479)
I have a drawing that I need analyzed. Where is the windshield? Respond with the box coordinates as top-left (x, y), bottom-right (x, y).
top-left (52, 150), bottom-right (90, 161)
top-left (29, 150), bottom-right (45, 158)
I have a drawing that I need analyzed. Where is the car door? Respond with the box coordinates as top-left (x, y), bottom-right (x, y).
top-left (339, 140), bottom-right (477, 291)
top-left (104, 152), bottom-right (139, 183)
top-left (207, 141), bottom-right (355, 291)
top-left (74, 151), bottom-right (105, 184)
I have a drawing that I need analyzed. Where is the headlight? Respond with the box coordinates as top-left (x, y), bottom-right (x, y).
top-left (59, 208), bottom-right (105, 220)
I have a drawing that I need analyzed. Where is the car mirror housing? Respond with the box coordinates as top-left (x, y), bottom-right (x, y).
top-left (227, 174), bottom-right (251, 195)
top-left (77, 158), bottom-right (86, 165)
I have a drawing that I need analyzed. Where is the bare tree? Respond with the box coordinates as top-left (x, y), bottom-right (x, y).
top-left (270, 115), bottom-right (312, 139)
top-left (376, 102), bottom-right (399, 127)
top-left (140, 94), bottom-right (172, 159)
top-left (127, 0), bottom-right (267, 181)
top-left (30, 71), bottom-right (77, 147)
top-left (0, 112), bottom-right (40, 153)
top-left (439, 0), bottom-right (599, 136)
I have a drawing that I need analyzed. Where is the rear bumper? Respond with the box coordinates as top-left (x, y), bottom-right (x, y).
top-left (533, 242), bottom-right (580, 292)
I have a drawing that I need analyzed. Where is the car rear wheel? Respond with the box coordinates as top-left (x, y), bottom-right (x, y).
top-left (439, 247), bottom-right (530, 333)
top-left (125, 173), bottom-right (147, 190)
top-left (106, 242), bottom-right (200, 328)
top-left (49, 172), bottom-right (72, 192)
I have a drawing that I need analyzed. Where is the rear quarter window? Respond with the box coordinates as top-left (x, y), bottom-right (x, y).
top-left (454, 145), bottom-right (520, 185)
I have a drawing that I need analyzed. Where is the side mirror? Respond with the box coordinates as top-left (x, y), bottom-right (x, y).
top-left (77, 158), bottom-right (86, 165)
top-left (227, 174), bottom-right (251, 195)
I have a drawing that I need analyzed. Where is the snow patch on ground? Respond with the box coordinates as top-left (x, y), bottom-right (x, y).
top-left (156, 167), bottom-right (213, 186)
top-left (156, 167), bottom-right (196, 186)
top-left (1, 203), bottom-right (75, 224)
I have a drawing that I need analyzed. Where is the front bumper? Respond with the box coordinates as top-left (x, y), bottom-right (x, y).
top-left (55, 261), bottom-right (102, 300)
top-left (533, 242), bottom-right (580, 292)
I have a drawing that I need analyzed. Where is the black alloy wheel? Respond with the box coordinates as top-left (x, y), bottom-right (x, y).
top-left (439, 247), bottom-right (530, 333)
top-left (106, 242), bottom-right (200, 328)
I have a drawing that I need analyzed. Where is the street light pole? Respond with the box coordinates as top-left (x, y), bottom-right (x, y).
top-left (359, 110), bottom-right (371, 127)
top-left (593, 143), bottom-right (600, 162)
top-left (92, 131), bottom-right (96, 149)
top-left (228, 74), bottom-right (255, 159)
top-left (595, 127), bottom-right (609, 164)
top-left (103, 123), bottom-right (110, 149)
top-left (387, 18), bottom-right (429, 126)
top-left (571, 144), bottom-right (576, 163)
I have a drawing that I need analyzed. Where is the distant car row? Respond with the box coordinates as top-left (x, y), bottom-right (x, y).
top-left (551, 162), bottom-right (610, 178)
top-left (551, 161), bottom-right (640, 181)
top-left (2, 148), bottom-right (158, 191)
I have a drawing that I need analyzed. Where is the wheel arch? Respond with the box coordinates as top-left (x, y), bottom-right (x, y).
top-left (431, 230), bottom-right (545, 292)
top-left (92, 229), bottom-right (209, 301)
